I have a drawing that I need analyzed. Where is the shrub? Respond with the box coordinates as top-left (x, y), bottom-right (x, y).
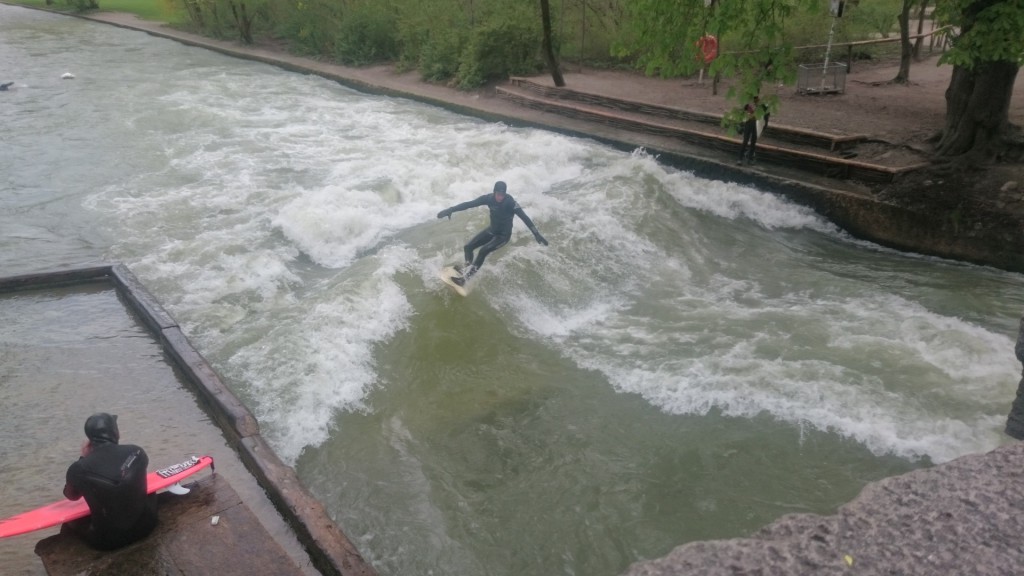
top-left (333, 4), bottom-right (399, 65)
top-left (419, 29), bottom-right (465, 82)
top-left (64, 0), bottom-right (98, 10)
top-left (456, 18), bottom-right (543, 89)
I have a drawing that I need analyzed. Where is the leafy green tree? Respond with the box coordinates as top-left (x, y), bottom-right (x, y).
top-left (615, 0), bottom-right (815, 128)
top-left (617, 0), bottom-right (1021, 161)
top-left (932, 0), bottom-right (1024, 160)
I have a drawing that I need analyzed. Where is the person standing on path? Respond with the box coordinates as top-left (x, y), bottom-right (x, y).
top-left (436, 180), bottom-right (548, 286)
top-left (738, 96), bottom-right (765, 165)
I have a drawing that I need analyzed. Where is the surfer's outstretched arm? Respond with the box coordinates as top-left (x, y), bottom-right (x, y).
top-left (437, 195), bottom-right (488, 219)
top-left (515, 208), bottom-right (548, 245)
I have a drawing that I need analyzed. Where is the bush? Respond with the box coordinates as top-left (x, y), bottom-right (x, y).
top-left (419, 29), bottom-right (465, 82)
top-left (64, 0), bottom-right (98, 10)
top-left (333, 4), bottom-right (399, 65)
top-left (266, 0), bottom-right (342, 56)
top-left (456, 18), bottom-right (543, 89)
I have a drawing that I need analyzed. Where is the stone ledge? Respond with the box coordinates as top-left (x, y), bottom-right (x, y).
top-left (35, 475), bottom-right (305, 576)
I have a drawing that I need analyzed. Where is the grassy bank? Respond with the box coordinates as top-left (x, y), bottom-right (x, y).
top-left (7, 0), bottom-right (182, 23)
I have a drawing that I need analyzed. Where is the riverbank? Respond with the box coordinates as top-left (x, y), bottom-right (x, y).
top-left (38, 7), bottom-right (1024, 273)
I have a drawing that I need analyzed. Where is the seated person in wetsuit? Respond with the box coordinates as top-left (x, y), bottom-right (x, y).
top-left (436, 180), bottom-right (549, 286)
top-left (62, 413), bottom-right (158, 550)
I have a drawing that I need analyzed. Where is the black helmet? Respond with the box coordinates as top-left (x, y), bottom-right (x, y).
top-left (493, 181), bottom-right (507, 194)
top-left (84, 413), bottom-right (120, 445)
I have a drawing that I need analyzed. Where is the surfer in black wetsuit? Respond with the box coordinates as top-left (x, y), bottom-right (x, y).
top-left (436, 180), bottom-right (548, 286)
top-left (738, 95), bottom-right (766, 165)
top-left (62, 413), bottom-right (158, 550)
top-left (0, 82), bottom-right (13, 91)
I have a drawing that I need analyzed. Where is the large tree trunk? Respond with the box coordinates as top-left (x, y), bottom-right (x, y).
top-left (540, 0), bottom-right (565, 87)
top-left (935, 60), bottom-right (1019, 159)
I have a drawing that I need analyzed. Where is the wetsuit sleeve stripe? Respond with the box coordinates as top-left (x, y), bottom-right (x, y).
top-left (515, 206), bottom-right (537, 230)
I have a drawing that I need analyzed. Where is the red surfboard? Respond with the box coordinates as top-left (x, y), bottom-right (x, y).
top-left (0, 455), bottom-right (214, 539)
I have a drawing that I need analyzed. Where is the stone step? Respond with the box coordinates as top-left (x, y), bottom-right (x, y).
top-left (509, 77), bottom-right (868, 152)
top-left (497, 84), bottom-right (927, 183)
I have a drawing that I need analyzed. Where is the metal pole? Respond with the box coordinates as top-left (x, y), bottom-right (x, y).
top-left (821, 16), bottom-right (836, 93)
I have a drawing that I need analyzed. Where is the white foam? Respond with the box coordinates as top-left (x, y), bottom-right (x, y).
top-left (226, 245), bottom-right (420, 460)
top-left (507, 266), bottom-right (1018, 463)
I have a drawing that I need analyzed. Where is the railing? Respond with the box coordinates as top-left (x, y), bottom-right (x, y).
top-left (790, 25), bottom-right (952, 73)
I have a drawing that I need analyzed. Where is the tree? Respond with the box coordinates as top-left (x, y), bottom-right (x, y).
top-left (617, 0), bottom-right (1022, 161)
top-left (892, 0), bottom-right (915, 83)
top-left (539, 0), bottom-right (565, 86)
top-left (932, 0), bottom-right (1024, 160)
top-left (230, 0), bottom-right (256, 44)
top-left (614, 0), bottom-right (812, 126)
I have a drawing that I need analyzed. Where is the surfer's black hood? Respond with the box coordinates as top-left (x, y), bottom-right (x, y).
top-left (84, 413), bottom-right (120, 445)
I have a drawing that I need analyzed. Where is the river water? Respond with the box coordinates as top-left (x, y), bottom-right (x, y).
top-left (2, 6), bottom-right (1023, 576)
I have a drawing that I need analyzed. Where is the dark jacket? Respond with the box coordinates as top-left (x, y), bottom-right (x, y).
top-left (64, 442), bottom-right (157, 550)
top-left (447, 193), bottom-right (539, 238)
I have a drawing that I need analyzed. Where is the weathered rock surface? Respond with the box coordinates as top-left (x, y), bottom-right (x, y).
top-left (624, 428), bottom-right (1024, 576)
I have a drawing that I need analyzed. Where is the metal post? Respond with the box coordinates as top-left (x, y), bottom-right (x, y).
top-left (821, 16), bottom-right (837, 93)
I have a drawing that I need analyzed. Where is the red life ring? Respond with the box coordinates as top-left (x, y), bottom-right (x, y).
top-left (697, 35), bottom-right (718, 64)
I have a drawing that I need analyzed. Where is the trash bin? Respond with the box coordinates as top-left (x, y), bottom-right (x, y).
top-left (797, 62), bottom-right (847, 94)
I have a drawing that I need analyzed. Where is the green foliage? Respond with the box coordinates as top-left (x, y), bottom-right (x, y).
top-left (935, 0), bottom-right (1024, 68)
top-left (456, 15), bottom-right (544, 88)
top-left (614, 0), bottom-right (816, 114)
top-left (554, 0), bottom-right (627, 66)
top-left (173, 0), bottom-right (270, 41)
top-left (855, 0), bottom-right (900, 38)
top-left (8, 0), bottom-right (183, 21)
top-left (266, 0), bottom-right (343, 55)
top-left (93, 0), bottom-right (1017, 104)
top-left (392, 0), bottom-right (471, 79)
top-left (419, 29), bottom-right (466, 81)
top-left (64, 0), bottom-right (98, 10)
top-left (796, 0), bottom-right (902, 43)
top-left (333, 3), bottom-right (400, 65)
